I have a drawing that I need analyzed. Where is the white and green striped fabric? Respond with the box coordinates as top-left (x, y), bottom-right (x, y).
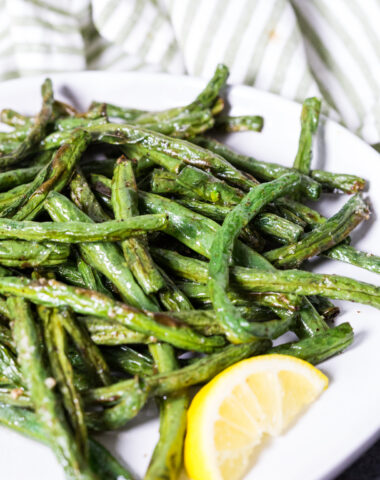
top-left (0, 0), bottom-right (379, 144)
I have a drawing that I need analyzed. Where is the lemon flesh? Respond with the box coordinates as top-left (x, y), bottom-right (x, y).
top-left (185, 354), bottom-right (328, 480)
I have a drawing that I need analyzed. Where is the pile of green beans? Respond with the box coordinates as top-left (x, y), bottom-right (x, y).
top-left (0, 64), bottom-right (376, 480)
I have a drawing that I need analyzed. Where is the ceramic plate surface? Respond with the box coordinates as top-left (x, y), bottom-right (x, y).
top-left (0, 72), bottom-right (379, 480)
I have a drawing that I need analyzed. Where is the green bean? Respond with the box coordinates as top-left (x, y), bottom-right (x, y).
top-left (178, 278), bottom-right (284, 310)
top-left (58, 308), bottom-right (112, 386)
top-left (33, 149), bottom-right (56, 166)
top-left (80, 104), bottom-right (106, 121)
top-left (80, 155), bottom-right (116, 177)
top-left (157, 266), bottom-right (194, 312)
top-left (149, 175), bottom-right (264, 249)
top-left (0, 165), bottom-right (42, 192)
top-left (50, 263), bottom-right (87, 288)
top-left (84, 177), bottom-right (113, 212)
top-left (254, 212), bottom-right (303, 244)
top-left (8, 297), bottom-right (97, 480)
top-left (175, 308), bottom-right (291, 339)
top-left (88, 172), bottom-right (114, 195)
top-left (275, 198), bottom-right (380, 275)
top-left (135, 156), bottom-right (156, 177)
top-left (0, 277), bottom-right (225, 353)
top-left (112, 156), bottom-right (165, 294)
top-left (0, 165), bottom-right (50, 218)
top-left (309, 296), bottom-right (340, 321)
top-left (224, 267), bottom-right (380, 309)
top-left (0, 324), bottom-right (14, 351)
top-left (175, 198), bottom-right (230, 220)
top-left (0, 141), bottom-right (22, 155)
top-left (104, 346), bottom-right (155, 376)
top-left (39, 306), bottom-right (88, 457)
top-left (75, 253), bottom-right (112, 297)
top-left (0, 125), bottom-right (30, 143)
top-left (310, 170), bottom-right (366, 194)
top-left (151, 171), bottom-right (302, 245)
top-left (145, 343), bottom-right (188, 480)
top-left (293, 97), bottom-right (321, 175)
top-left (70, 372), bottom-right (99, 398)
top-left (0, 240), bottom-right (70, 267)
top-left (84, 307), bottom-right (270, 339)
top-left (150, 247), bottom-right (328, 336)
top-left (324, 244), bottom-right (380, 274)
top-left (151, 165), bottom-right (244, 207)
top-left (214, 114), bottom-right (264, 133)
top-left (0, 116), bottom-right (106, 144)
top-left (0, 343), bottom-right (23, 385)
top-left (275, 197), bottom-right (325, 226)
top-left (269, 322), bottom-right (353, 364)
top-left (87, 438), bottom-right (134, 480)
top-left (90, 101), bottom-right (146, 121)
top-left (139, 109), bottom-right (215, 138)
top-left (150, 168), bottom-right (187, 196)
top-left (70, 170), bottom-right (110, 222)
top-left (182, 305), bottom-right (274, 326)
top-left (187, 63), bottom-right (228, 110)
top-left (15, 130), bottom-right (92, 221)
top-left (173, 286), bottom-right (277, 315)
top-left (0, 405), bottom-right (134, 479)
top-left (0, 215), bottom-right (167, 242)
top-left (0, 109), bottom-right (32, 127)
top-left (56, 116), bottom-right (108, 131)
top-left (193, 136), bottom-right (321, 200)
top-left (85, 377), bottom-right (149, 431)
top-left (210, 97), bottom-right (225, 115)
top-left (0, 79), bottom-right (54, 168)
top-left (151, 247), bottom-right (298, 311)
top-left (176, 166), bottom-right (244, 205)
top-left (265, 194), bottom-right (369, 268)
top-left (208, 173), bottom-right (301, 343)
top-left (168, 309), bottom-right (227, 336)
top-left (85, 341), bottom-right (271, 407)
top-left (80, 317), bottom-right (149, 345)
top-left (138, 191), bottom-right (273, 271)
top-left (43, 123), bottom-right (257, 191)
top-left (274, 204), bottom-right (308, 228)
top-left (295, 298), bottom-right (328, 338)
top-left (0, 294), bottom-right (10, 319)
top-left (145, 265), bottom-right (190, 477)
top-left (120, 127), bottom-right (259, 190)
top-left (53, 99), bottom-right (78, 118)
top-left (69, 173), bottom-right (144, 297)
top-left (135, 63), bottom-right (228, 126)
top-left (179, 197), bottom-right (261, 246)
top-left (45, 191), bottom-right (159, 311)
top-left (0, 183), bottom-right (29, 206)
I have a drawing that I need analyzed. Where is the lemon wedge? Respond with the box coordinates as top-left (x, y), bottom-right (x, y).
top-left (184, 354), bottom-right (328, 480)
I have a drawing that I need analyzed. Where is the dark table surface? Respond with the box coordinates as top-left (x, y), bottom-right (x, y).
top-left (336, 438), bottom-right (380, 479)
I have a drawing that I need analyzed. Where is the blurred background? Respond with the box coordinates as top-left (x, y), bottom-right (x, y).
top-left (0, 0), bottom-right (379, 147)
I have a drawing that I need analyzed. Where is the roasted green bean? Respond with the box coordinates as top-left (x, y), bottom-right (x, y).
top-left (0, 215), bottom-right (167, 242)
top-left (208, 173), bottom-right (301, 343)
top-left (0, 277), bottom-right (225, 353)
top-left (8, 296), bottom-right (97, 479)
top-left (112, 156), bottom-right (165, 294)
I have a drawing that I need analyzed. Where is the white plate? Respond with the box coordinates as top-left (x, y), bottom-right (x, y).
top-left (0, 72), bottom-right (379, 480)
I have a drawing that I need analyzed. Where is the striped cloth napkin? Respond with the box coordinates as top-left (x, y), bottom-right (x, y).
top-left (0, 0), bottom-right (379, 145)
